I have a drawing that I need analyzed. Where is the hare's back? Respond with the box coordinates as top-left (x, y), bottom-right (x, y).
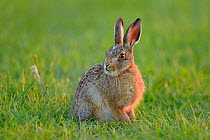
top-left (81, 63), bottom-right (104, 81)
top-left (75, 63), bottom-right (104, 93)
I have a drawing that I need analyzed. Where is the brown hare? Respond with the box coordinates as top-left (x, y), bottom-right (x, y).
top-left (72, 18), bottom-right (145, 123)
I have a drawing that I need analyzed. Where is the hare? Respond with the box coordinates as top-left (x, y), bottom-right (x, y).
top-left (72, 18), bottom-right (145, 123)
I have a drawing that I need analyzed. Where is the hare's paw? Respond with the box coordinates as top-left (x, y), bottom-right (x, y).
top-left (126, 109), bottom-right (136, 123)
top-left (98, 114), bottom-right (115, 123)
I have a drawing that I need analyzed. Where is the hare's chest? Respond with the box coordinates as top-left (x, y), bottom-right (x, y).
top-left (109, 76), bottom-right (134, 95)
top-left (114, 74), bottom-right (142, 105)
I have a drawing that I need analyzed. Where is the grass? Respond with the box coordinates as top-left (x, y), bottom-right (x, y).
top-left (0, 0), bottom-right (209, 139)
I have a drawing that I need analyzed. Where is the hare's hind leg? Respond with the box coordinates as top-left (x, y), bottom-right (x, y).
top-left (73, 102), bottom-right (93, 121)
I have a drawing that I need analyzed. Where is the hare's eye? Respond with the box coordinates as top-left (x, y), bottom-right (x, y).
top-left (118, 53), bottom-right (125, 59)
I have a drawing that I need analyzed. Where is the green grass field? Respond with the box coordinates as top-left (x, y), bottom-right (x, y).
top-left (0, 0), bottom-right (209, 139)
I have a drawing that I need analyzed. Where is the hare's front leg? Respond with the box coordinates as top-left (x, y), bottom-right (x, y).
top-left (126, 109), bottom-right (136, 123)
top-left (113, 109), bottom-right (130, 122)
top-left (98, 103), bottom-right (114, 123)
top-left (99, 106), bottom-right (130, 122)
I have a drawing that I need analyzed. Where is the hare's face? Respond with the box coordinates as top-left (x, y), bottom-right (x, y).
top-left (103, 45), bottom-right (133, 76)
top-left (103, 18), bottom-right (142, 76)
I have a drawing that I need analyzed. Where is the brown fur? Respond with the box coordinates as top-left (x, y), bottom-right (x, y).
top-left (72, 18), bottom-right (145, 123)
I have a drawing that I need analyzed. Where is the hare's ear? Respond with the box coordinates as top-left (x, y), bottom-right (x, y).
top-left (123, 18), bottom-right (142, 48)
top-left (115, 18), bottom-right (124, 45)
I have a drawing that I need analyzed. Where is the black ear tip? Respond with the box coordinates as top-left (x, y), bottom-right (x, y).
top-left (117, 18), bottom-right (123, 23)
top-left (116, 18), bottom-right (124, 26)
top-left (118, 18), bottom-right (123, 21)
top-left (135, 18), bottom-right (142, 22)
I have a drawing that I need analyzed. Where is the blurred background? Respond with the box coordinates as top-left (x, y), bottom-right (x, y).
top-left (0, 0), bottom-right (209, 97)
